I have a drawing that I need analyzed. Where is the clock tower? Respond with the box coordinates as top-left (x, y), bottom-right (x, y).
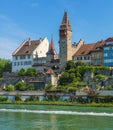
top-left (59, 11), bottom-right (72, 68)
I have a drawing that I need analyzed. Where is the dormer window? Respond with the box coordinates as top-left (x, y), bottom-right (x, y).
top-left (96, 48), bottom-right (100, 50)
top-left (81, 51), bottom-right (85, 54)
top-left (26, 50), bottom-right (29, 53)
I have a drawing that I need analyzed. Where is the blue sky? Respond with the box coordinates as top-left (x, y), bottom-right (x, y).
top-left (0, 0), bottom-right (113, 59)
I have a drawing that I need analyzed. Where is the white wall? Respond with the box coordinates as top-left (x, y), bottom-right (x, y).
top-left (12, 37), bottom-right (49, 72)
top-left (12, 55), bottom-right (33, 72)
top-left (33, 37), bottom-right (49, 58)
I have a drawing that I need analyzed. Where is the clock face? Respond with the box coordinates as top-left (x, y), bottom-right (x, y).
top-left (60, 30), bottom-right (66, 37)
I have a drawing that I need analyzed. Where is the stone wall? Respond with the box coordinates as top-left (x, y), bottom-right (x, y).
top-left (0, 76), bottom-right (46, 90)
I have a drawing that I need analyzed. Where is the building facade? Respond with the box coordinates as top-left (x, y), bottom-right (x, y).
top-left (12, 37), bottom-right (49, 72)
top-left (104, 37), bottom-right (113, 66)
top-left (12, 12), bottom-right (113, 73)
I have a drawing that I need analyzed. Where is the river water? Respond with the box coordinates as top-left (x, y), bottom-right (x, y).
top-left (0, 104), bottom-right (113, 130)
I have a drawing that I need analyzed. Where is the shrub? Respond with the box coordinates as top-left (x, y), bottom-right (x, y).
top-left (15, 82), bottom-right (26, 91)
top-left (26, 67), bottom-right (38, 76)
top-left (0, 96), bottom-right (8, 102)
top-left (7, 84), bottom-right (15, 91)
top-left (18, 68), bottom-right (26, 76)
top-left (15, 94), bottom-right (22, 101)
top-left (25, 95), bottom-right (39, 102)
top-left (45, 83), bottom-right (53, 91)
top-left (67, 87), bottom-right (77, 92)
top-left (27, 84), bottom-right (34, 90)
top-left (96, 74), bottom-right (107, 81)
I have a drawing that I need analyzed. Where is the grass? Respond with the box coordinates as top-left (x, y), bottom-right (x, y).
top-left (0, 100), bottom-right (113, 107)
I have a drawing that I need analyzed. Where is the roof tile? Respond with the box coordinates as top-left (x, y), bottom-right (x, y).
top-left (13, 40), bottom-right (40, 56)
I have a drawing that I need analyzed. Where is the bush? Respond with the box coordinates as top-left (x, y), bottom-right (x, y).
top-left (67, 87), bottom-right (77, 92)
top-left (18, 68), bottom-right (26, 76)
top-left (96, 74), bottom-right (107, 81)
top-left (0, 96), bottom-right (8, 102)
top-left (15, 94), bottom-right (22, 101)
top-left (15, 82), bottom-right (26, 91)
top-left (45, 83), bottom-right (53, 91)
top-left (25, 95), bottom-right (39, 102)
top-left (27, 84), bottom-right (34, 90)
top-left (26, 67), bottom-right (38, 76)
top-left (108, 85), bottom-right (113, 90)
top-left (7, 84), bottom-right (15, 91)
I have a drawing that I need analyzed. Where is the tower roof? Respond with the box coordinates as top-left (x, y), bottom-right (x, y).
top-left (47, 38), bottom-right (57, 59)
top-left (50, 37), bottom-right (55, 51)
top-left (46, 68), bottom-right (54, 75)
top-left (60, 11), bottom-right (72, 31)
top-left (105, 37), bottom-right (113, 42)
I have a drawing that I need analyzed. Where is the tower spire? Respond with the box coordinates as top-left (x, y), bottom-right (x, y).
top-left (59, 11), bottom-right (72, 68)
top-left (60, 11), bottom-right (72, 31)
top-left (48, 37), bottom-right (57, 59)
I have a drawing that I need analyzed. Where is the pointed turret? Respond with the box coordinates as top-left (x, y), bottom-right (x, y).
top-left (60, 11), bottom-right (72, 31)
top-left (49, 37), bottom-right (55, 51)
top-left (47, 37), bottom-right (57, 60)
top-left (49, 38), bottom-right (57, 59)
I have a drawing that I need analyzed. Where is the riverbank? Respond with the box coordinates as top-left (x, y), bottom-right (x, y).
top-left (0, 101), bottom-right (113, 107)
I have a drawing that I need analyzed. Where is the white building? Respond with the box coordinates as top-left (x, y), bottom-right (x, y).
top-left (12, 37), bottom-right (49, 72)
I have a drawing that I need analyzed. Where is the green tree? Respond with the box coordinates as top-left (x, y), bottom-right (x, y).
top-left (18, 68), bottom-right (26, 76)
top-left (15, 82), bottom-right (26, 91)
top-left (0, 58), bottom-right (11, 77)
top-left (45, 83), bottom-right (53, 91)
top-left (67, 86), bottom-right (77, 92)
top-left (65, 60), bottom-right (75, 70)
top-left (25, 95), bottom-right (39, 102)
top-left (0, 96), bottom-right (8, 102)
top-left (27, 84), bottom-right (35, 90)
top-left (7, 84), bottom-right (15, 91)
top-left (26, 67), bottom-right (38, 76)
top-left (59, 71), bottom-right (76, 85)
top-left (15, 94), bottom-right (22, 101)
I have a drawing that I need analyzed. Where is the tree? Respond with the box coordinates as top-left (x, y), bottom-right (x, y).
top-left (0, 58), bottom-right (11, 77)
top-left (65, 60), bottom-right (75, 70)
top-left (15, 82), bottom-right (26, 91)
top-left (7, 84), bottom-right (15, 91)
top-left (18, 68), bottom-right (26, 76)
top-left (27, 84), bottom-right (34, 90)
top-left (26, 67), bottom-right (38, 76)
top-left (25, 95), bottom-right (39, 102)
top-left (15, 94), bottom-right (22, 101)
top-left (59, 71), bottom-right (76, 85)
top-left (59, 72), bottom-right (70, 85)
top-left (45, 83), bottom-right (53, 91)
top-left (0, 96), bottom-right (8, 102)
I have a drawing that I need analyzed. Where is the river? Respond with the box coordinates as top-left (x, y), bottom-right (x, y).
top-left (0, 104), bottom-right (113, 130)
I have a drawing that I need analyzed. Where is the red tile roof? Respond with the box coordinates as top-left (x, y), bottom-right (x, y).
top-left (47, 38), bottom-right (57, 59)
top-left (92, 40), bottom-right (105, 51)
top-left (73, 43), bottom-right (95, 56)
top-left (13, 40), bottom-right (40, 56)
top-left (73, 40), bottom-right (105, 56)
top-left (46, 68), bottom-right (54, 75)
top-left (105, 37), bottom-right (113, 42)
